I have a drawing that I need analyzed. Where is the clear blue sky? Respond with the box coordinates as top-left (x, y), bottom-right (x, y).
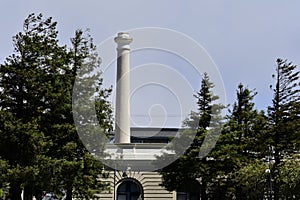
top-left (1, 1), bottom-right (300, 127)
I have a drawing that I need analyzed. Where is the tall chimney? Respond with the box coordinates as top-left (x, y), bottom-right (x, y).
top-left (114, 32), bottom-right (133, 143)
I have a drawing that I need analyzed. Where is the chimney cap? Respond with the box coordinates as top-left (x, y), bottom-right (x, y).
top-left (114, 32), bottom-right (133, 45)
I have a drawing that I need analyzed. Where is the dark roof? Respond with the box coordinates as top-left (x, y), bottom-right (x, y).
top-left (130, 127), bottom-right (181, 138)
top-left (108, 127), bottom-right (184, 144)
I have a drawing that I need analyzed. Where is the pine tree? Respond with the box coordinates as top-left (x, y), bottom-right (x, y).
top-left (0, 13), bottom-right (113, 200)
top-left (57, 29), bottom-right (112, 200)
top-left (0, 13), bottom-right (65, 200)
top-left (160, 72), bottom-right (225, 200)
top-left (268, 58), bottom-right (300, 200)
top-left (227, 83), bottom-right (266, 158)
top-left (211, 83), bottom-right (267, 199)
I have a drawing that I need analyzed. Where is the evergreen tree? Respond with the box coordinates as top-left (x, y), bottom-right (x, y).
top-left (160, 73), bottom-right (225, 200)
top-left (0, 13), bottom-right (112, 200)
top-left (211, 83), bottom-right (267, 199)
top-left (56, 29), bottom-right (112, 200)
top-left (267, 58), bottom-right (300, 200)
top-left (225, 84), bottom-right (266, 159)
top-left (0, 13), bottom-right (65, 200)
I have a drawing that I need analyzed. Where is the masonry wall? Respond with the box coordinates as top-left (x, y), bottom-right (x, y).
top-left (96, 171), bottom-right (175, 200)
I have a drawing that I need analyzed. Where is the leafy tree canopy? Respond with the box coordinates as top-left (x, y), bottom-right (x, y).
top-left (0, 13), bottom-right (113, 200)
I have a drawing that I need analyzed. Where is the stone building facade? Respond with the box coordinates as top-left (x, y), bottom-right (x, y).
top-left (97, 171), bottom-right (175, 200)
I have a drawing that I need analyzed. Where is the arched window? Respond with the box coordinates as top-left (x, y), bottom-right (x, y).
top-left (117, 179), bottom-right (143, 200)
top-left (176, 179), bottom-right (200, 200)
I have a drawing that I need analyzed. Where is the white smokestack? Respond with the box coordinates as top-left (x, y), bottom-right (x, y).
top-left (114, 32), bottom-right (133, 143)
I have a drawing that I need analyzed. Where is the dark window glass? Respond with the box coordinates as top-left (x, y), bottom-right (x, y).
top-left (117, 180), bottom-right (143, 200)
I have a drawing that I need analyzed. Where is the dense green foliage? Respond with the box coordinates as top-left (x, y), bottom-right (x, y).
top-left (160, 73), bottom-right (225, 199)
top-left (267, 58), bottom-right (300, 200)
top-left (160, 60), bottom-right (300, 199)
top-left (0, 13), bottom-right (112, 200)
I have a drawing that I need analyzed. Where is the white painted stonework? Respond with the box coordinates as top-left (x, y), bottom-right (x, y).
top-left (114, 32), bottom-right (132, 144)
